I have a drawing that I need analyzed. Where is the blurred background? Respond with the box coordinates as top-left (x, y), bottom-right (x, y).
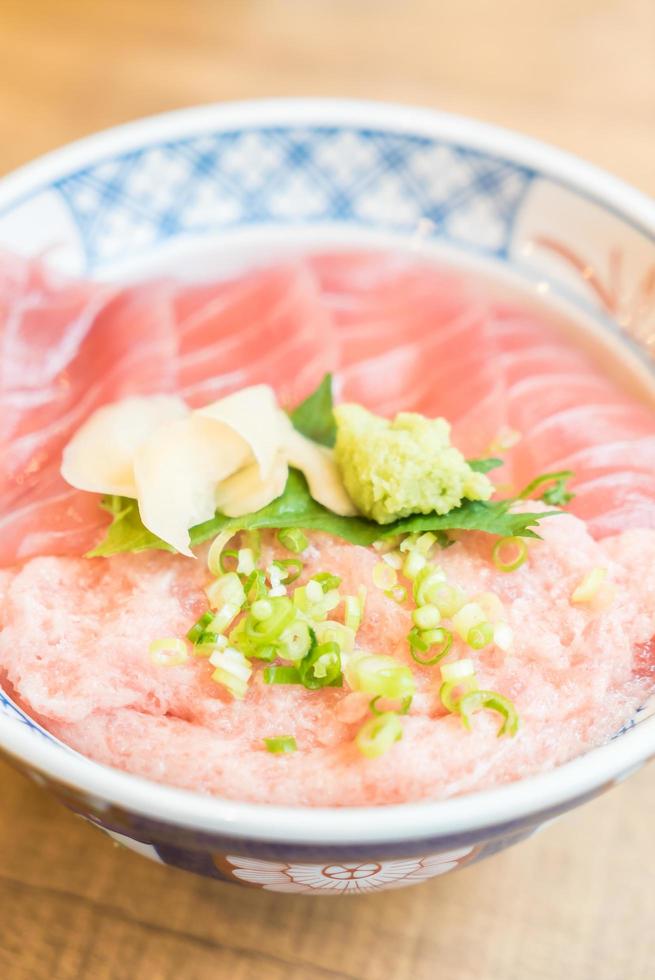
top-left (1, 2), bottom-right (654, 979)
top-left (1, 0), bottom-right (654, 194)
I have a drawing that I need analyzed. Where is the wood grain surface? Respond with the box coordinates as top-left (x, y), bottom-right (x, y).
top-left (1, 2), bottom-right (654, 978)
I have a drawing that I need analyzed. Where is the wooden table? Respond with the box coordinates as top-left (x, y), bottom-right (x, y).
top-left (1, 2), bottom-right (654, 977)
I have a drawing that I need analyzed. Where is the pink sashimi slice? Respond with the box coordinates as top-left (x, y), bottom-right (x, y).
top-left (550, 437), bottom-right (655, 480)
top-left (0, 472), bottom-right (109, 567)
top-left (506, 372), bottom-right (636, 433)
top-left (0, 261), bottom-right (178, 509)
top-left (310, 251), bottom-right (473, 366)
top-left (175, 264), bottom-right (338, 408)
top-left (511, 403), bottom-right (655, 483)
top-left (570, 472), bottom-right (655, 537)
top-left (337, 305), bottom-right (508, 454)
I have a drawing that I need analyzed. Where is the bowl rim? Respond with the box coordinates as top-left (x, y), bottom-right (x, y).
top-left (1, 97), bottom-right (654, 846)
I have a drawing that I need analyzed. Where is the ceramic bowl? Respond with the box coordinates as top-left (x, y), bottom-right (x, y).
top-left (1, 99), bottom-right (654, 895)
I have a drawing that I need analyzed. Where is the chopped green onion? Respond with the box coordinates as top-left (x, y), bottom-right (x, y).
top-left (148, 637), bottom-right (188, 667)
top-left (272, 558), bottom-right (304, 585)
top-left (413, 566), bottom-right (447, 606)
top-left (244, 530), bottom-right (261, 561)
top-left (386, 584), bottom-right (407, 604)
top-left (299, 640), bottom-right (342, 689)
top-left (207, 531), bottom-right (236, 577)
top-left (311, 572), bottom-right (342, 592)
top-left (243, 569), bottom-right (268, 602)
top-left (372, 561), bottom-right (397, 591)
top-left (356, 712), bottom-right (403, 758)
top-left (457, 690), bottom-right (519, 737)
top-left (431, 582), bottom-right (467, 618)
top-left (186, 611), bottom-right (214, 644)
top-left (467, 621), bottom-right (494, 650)
top-left (219, 549), bottom-right (239, 574)
top-left (278, 619), bottom-right (314, 661)
top-left (209, 646), bottom-right (252, 699)
top-left (400, 532), bottom-right (437, 556)
top-left (205, 572), bottom-right (246, 611)
top-left (314, 620), bottom-right (356, 653)
top-left (277, 528), bottom-right (309, 553)
top-left (347, 654), bottom-right (415, 701)
top-left (571, 566), bottom-right (608, 603)
top-left (474, 591), bottom-right (505, 623)
top-left (237, 547), bottom-right (256, 575)
top-left (412, 604), bottom-right (441, 631)
top-left (408, 626), bottom-right (453, 666)
top-left (381, 551), bottom-right (403, 570)
top-left (228, 619), bottom-right (271, 660)
top-left (493, 622), bottom-right (514, 652)
top-left (293, 584), bottom-right (341, 621)
top-left (441, 658), bottom-right (476, 683)
top-left (372, 536), bottom-right (402, 554)
top-left (264, 735), bottom-right (297, 754)
top-left (369, 694), bottom-right (413, 716)
top-left (209, 603), bottom-right (241, 634)
top-left (439, 659), bottom-right (478, 712)
top-left (263, 665), bottom-right (301, 684)
top-left (492, 536), bottom-right (528, 573)
top-left (452, 602), bottom-right (486, 641)
top-left (250, 599), bottom-right (273, 621)
top-left (245, 596), bottom-right (295, 643)
top-left (305, 579), bottom-right (324, 603)
top-left (402, 551), bottom-right (427, 581)
top-left (344, 589), bottom-right (366, 631)
top-left (518, 470), bottom-right (574, 506)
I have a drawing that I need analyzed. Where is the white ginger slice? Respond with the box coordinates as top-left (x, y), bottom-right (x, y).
top-left (281, 418), bottom-right (358, 516)
top-left (195, 385), bottom-right (282, 479)
top-left (61, 395), bottom-right (188, 497)
top-left (134, 415), bottom-right (252, 556)
top-left (214, 454), bottom-right (289, 518)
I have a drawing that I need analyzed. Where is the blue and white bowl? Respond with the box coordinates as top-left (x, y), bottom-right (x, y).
top-left (1, 99), bottom-right (654, 895)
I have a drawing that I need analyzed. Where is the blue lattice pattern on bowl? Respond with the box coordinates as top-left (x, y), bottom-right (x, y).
top-left (50, 128), bottom-right (534, 268)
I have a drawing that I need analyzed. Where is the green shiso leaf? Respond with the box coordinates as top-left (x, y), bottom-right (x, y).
top-left (86, 495), bottom-right (174, 557)
top-left (87, 470), bottom-right (555, 558)
top-left (86, 376), bottom-right (560, 558)
top-left (289, 372), bottom-right (336, 447)
top-left (467, 457), bottom-right (503, 474)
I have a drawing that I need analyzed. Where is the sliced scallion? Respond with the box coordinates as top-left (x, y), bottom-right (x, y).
top-left (355, 712), bottom-right (403, 759)
top-left (186, 611), bottom-right (214, 644)
top-left (492, 536), bottom-right (528, 573)
top-left (457, 690), bottom-right (519, 737)
top-left (148, 637), bottom-right (188, 667)
top-left (408, 626), bottom-right (453, 666)
top-left (299, 640), bottom-right (342, 689)
top-left (272, 558), bottom-right (304, 585)
top-left (467, 621), bottom-right (494, 650)
top-left (277, 528), bottom-right (309, 553)
top-left (263, 665), bottom-right (301, 684)
top-left (347, 654), bottom-right (415, 701)
top-left (264, 735), bottom-right (297, 754)
top-left (311, 572), bottom-right (342, 592)
top-left (369, 694), bottom-right (413, 716)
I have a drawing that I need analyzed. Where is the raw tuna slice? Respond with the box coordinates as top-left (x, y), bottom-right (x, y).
top-left (550, 437), bottom-right (655, 481)
top-left (175, 264), bottom-right (338, 408)
top-left (338, 303), bottom-right (508, 455)
top-left (570, 472), bottom-right (655, 537)
top-left (506, 373), bottom-right (636, 433)
top-left (311, 251), bottom-right (472, 366)
top-left (0, 262), bottom-right (178, 510)
top-left (0, 468), bottom-right (108, 567)
top-left (512, 403), bottom-right (655, 482)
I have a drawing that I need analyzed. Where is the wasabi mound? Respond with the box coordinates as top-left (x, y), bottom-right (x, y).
top-left (334, 404), bottom-right (493, 524)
